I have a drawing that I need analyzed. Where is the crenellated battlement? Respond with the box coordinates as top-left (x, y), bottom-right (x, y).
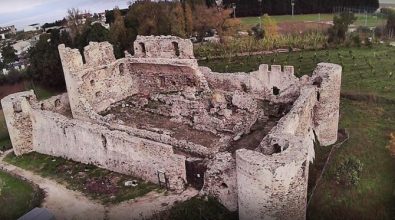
top-left (258, 64), bottom-right (295, 75)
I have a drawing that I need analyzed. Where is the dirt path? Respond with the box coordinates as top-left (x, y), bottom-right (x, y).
top-left (0, 150), bottom-right (105, 220)
top-left (0, 150), bottom-right (198, 220)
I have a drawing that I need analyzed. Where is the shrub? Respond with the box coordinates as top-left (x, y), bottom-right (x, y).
top-left (351, 34), bottom-right (362, 47)
top-left (328, 12), bottom-right (357, 43)
top-left (335, 157), bottom-right (363, 187)
top-left (251, 24), bottom-right (265, 39)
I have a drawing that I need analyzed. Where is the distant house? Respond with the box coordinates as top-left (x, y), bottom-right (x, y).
top-left (24, 23), bottom-right (41, 32)
top-left (0, 25), bottom-right (17, 39)
top-left (12, 40), bottom-right (32, 55)
top-left (91, 21), bottom-right (110, 29)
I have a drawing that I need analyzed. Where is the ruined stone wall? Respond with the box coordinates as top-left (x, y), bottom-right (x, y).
top-left (1, 91), bottom-right (36, 155)
top-left (201, 152), bottom-right (238, 211)
top-left (31, 108), bottom-right (187, 190)
top-left (59, 37), bottom-right (208, 122)
top-left (200, 64), bottom-right (300, 103)
top-left (2, 91), bottom-right (187, 190)
top-left (133, 35), bottom-right (194, 59)
top-left (2, 35), bottom-right (342, 220)
top-left (37, 93), bottom-right (71, 116)
top-left (236, 86), bottom-right (317, 220)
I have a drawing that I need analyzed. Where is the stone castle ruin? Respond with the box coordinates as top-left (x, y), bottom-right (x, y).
top-left (2, 36), bottom-right (341, 220)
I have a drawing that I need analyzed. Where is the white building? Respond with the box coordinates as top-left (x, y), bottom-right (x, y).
top-left (12, 40), bottom-right (31, 55)
top-left (24, 23), bottom-right (41, 32)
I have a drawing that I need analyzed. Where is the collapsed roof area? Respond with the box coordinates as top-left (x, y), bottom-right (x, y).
top-left (1, 35), bottom-right (341, 220)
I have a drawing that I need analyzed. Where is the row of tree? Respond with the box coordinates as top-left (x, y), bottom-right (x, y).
top-left (27, 1), bottom-right (238, 89)
top-left (222, 0), bottom-right (380, 17)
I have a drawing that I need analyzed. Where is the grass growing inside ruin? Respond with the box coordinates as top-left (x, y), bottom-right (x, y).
top-left (0, 170), bottom-right (44, 220)
top-left (4, 152), bottom-right (160, 204)
top-left (201, 45), bottom-right (395, 219)
top-left (159, 196), bottom-right (238, 220)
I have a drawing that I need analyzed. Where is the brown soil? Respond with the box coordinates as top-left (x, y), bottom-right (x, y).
top-left (106, 107), bottom-right (221, 149)
top-left (227, 117), bottom-right (278, 153)
top-left (278, 21), bottom-right (331, 35)
top-left (0, 82), bottom-right (25, 100)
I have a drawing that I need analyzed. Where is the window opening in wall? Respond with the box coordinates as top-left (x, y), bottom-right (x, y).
top-left (220, 183), bottom-right (228, 189)
top-left (12, 102), bottom-right (22, 113)
top-left (241, 83), bottom-right (248, 92)
top-left (139, 42), bottom-right (146, 56)
top-left (313, 77), bottom-right (322, 88)
top-left (101, 134), bottom-right (107, 149)
top-left (317, 91), bottom-right (320, 101)
top-left (172, 42), bottom-right (180, 57)
top-left (90, 79), bottom-right (95, 86)
top-left (159, 76), bottom-right (166, 87)
top-left (273, 144), bottom-right (282, 153)
top-left (273, 86), bottom-right (280, 95)
top-left (119, 63), bottom-right (125, 75)
top-left (55, 99), bottom-right (61, 107)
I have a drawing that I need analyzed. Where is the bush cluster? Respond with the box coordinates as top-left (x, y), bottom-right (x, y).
top-left (335, 157), bottom-right (364, 187)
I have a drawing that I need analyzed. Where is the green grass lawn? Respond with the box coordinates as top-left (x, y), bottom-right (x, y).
top-left (240, 13), bottom-right (386, 28)
top-left (307, 98), bottom-right (395, 219)
top-left (199, 45), bottom-right (395, 219)
top-left (4, 152), bottom-right (160, 204)
top-left (158, 196), bottom-right (238, 220)
top-left (0, 170), bottom-right (43, 220)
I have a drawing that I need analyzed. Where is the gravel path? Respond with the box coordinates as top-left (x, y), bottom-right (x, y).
top-left (0, 150), bottom-right (198, 220)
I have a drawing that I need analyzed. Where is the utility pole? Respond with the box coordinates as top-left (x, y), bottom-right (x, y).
top-left (291, 0), bottom-right (295, 17)
top-left (365, 11), bottom-right (368, 26)
top-left (232, 3), bottom-right (236, 18)
top-left (258, 0), bottom-right (262, 29)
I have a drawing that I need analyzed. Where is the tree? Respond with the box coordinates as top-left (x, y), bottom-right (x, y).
top-left (169, 3), bottom-right (187, 37)
top-left (28, 32), bottom-right (67, 90)
top-left (74, 23), bottom-right (110, 51)
top-left (109, 8), bottom-right (129, 58)
top-left (1, 44), bottom-right (18, 65)
top-left (328, 12), bottom-right (357, 43)
top-left (184, 3), bottom-right (194, 36)
top-left (192, 6), bottom-right (227, 39)
top-left (222, 0), bottom-right (379, 17)
top-left (66, 8), bottom-right (84, 38)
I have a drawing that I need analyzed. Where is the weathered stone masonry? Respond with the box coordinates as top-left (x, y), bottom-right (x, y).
top-left (2, 35), bottom-right (342, 220)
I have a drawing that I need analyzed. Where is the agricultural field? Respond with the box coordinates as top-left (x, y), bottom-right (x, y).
top-left (199, 45), bottom-right (395, 219)
top-left (200, 45), bottom-right (395, 101)
top-left (0, 170), bottom-right (43, 220)
top-left (240, 13), bottom-right (386, 28)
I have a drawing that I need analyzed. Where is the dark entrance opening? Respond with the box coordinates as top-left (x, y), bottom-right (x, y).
top-left (185, 158), bottom-right (207, 190)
